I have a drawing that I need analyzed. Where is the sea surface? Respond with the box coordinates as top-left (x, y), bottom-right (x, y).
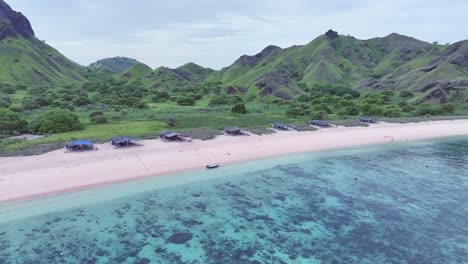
top-left (0, 137), bottom-right (467, 264)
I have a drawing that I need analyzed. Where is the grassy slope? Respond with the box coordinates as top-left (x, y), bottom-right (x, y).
top-left (118, 63), bottom-right (153, 80)
top-left (0, 36), bottom-right (86, 86)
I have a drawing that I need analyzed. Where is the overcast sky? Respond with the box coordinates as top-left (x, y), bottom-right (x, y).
top-left (7, 0), bottom-right (468, 69)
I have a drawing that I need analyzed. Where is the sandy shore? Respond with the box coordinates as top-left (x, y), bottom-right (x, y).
top-left (1, 120), bottom-right (468, 204)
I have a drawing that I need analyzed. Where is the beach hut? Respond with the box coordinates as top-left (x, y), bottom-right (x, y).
top-left (308, 120), bottom-right (332, 127)
top-left (65, 140), bottom-right (95, 152)
top-left (224, 126), bottom-right (243, 136)
top-left (159, 131), bottom-right (185, 141)
top-left (359, 117), bottom-right (377, 124)
top-left (111, 136), bottom-right (140, 148)
top-left (272, 123), bottom-right (295, 130)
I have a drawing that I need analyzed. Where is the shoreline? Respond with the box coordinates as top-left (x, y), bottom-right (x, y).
top-left (1, 120), bottom-right (468, 205)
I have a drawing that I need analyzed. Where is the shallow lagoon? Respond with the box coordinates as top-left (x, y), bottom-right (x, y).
top-left (0, 137), bottom-right (467, 263)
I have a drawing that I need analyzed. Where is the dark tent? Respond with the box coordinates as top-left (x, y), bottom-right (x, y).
top-left (359, 117), bottom-right (377, 123)
top-left (111, 136), bottom-right (139, 148)
top-left (308, 120), bottom-right (332, 127)
top-left (65, 140), bottom-right (95, 151)
top-left (224, 126), bottom-right (242, 135)
top-left (160, 131), bottom-right (185, 141)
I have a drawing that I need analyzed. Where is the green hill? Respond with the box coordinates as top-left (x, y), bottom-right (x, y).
top-left (118, 62), bottom-right (153, 80)
top-left (88, 57), bottom-right (140, 74)
top-left (0, 0), bottom-right (86, 86)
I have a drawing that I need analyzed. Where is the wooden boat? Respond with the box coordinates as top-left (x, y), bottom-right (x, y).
top-left (206, 164), bottom-right (220, 169)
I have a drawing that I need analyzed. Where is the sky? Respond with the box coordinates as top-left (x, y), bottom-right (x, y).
top-left (7, 0), bottom-right (468, 69)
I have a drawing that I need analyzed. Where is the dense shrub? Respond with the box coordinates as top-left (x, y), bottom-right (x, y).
top-left (363, 105), bottom-right (384, 116)
top-left (383, 105), bottom-right (402, 117)
top-left (176, 96), bottom-right (196, 106)
top-left (414, 102), bottom-right (443, 116)
top-left (286, 103), bottom-right (310, 117)
top-left (30, 109), bottom-right (83, 133)
top-left (313, 103), bottom-right (333, 114)
top-left (89, 111), bottom-right (108, 124)
top-left (151, 91), bottom-right (170, 102)
top-left (231, 103), bottom-right (247, 114)
top-left (440, 103), bottom-right (455, 114)
top-left (0, 108), bottom-right (28, 135)
top-left (0, 99), bottom-right (11, 108)
top-left (208, 94), bottom-right (243, 106)
top-left (401, 105), bottom-right (415, 113)
top-left (399, 90), bottom-right (414, 98)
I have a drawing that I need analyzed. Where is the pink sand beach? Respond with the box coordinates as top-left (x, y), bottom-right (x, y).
top-left (1, 120), bottom-right (468, 204)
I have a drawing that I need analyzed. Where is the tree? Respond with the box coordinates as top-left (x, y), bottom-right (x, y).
top-left (0, 108), bottom-right (28, 135)
top-left (231, 103), bottom-right (247, 114)
top-left (89, 111), bottom-right (108, 124)
top-left (30, 109), bottom-right (83, 133)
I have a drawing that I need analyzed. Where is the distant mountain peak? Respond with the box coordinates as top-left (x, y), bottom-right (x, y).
top-left (0, 0), bottom-right (34, 40)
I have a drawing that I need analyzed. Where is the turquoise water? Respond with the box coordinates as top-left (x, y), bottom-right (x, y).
top-left (0, 138), bottom-right (467, 264)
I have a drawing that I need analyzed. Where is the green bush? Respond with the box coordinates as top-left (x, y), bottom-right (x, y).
top-left (345, 105), bottom-right (360, 116)
top-left (30, 109), bottom-right (83, 133)
top-left (151, 91), bottom-right (170, 102)
top-left (89, 111), bottom-right (108, 124)
top-left (0, 108), bottom-right (28, 135)
top-left (440, 103), bottom-right (455, 114)
top-left (363, 105), bottom-right (384, 116)
top-left (401, 105), bottom-right (415, 113)
top-left (383, 105), bottom-right (401, 117)
top-left (286, 103), bottom-right (310, 117)
top-left (0, 99), bottom-right (11, 108)
top-left (208, 94), bottom-right (243, 106)
top-left (399, 90), bottom-right (414, 98)
top-left (414, 102), bottom-right (442, 116)
top-left (231, 103), bottom-right (247, 114)
top-left (313, 103), bottom-right (333, 114)
top-left (295, 94), bottom-right (310, 102)
top-left (176, 96), bottom-right (196, 106)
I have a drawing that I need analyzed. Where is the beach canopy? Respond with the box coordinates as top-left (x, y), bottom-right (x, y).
top-left (272, 123), bottom-right (293, 130)
top-left (159, 130), bottom-right (185, 141)
top-left (359, 117), bottom-right (377, 123)
top-left (66, 139), bottom-right (94, 151)
top-left (160, 131), bottom-right (182, 137)
top-left (308, 120), bottom-right (332, 127)
top-left (224, 126), bottom-right (241, 133)
top-left (111, 136), bottom-right (138, 147)
top-left (69, 140), bottom-right (94, 147)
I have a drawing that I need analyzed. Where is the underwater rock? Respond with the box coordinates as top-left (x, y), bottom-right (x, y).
top-left (154, 247), bottom-right (166, 253)
top-left (167, 232), bottom-right (193, 244)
